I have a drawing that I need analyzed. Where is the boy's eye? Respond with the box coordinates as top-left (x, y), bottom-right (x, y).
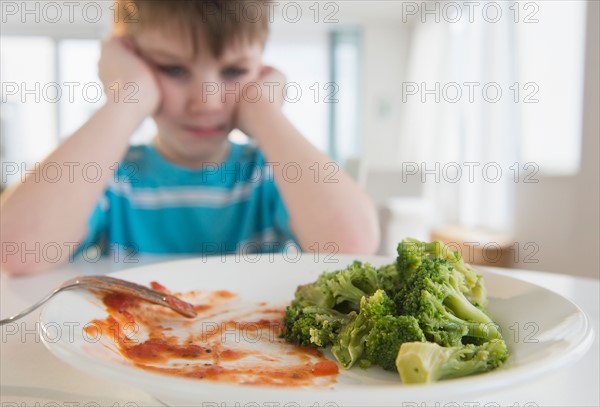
top-left (158, 65), bottom-right (187, 78)
top-left (222, 67), bottom-right (248, 79)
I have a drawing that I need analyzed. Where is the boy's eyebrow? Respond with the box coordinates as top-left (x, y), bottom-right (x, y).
top-left (143, 48), bottom-right (189, 61)
top-left (222, 56), bottom-right (251, 65)
top-left (144, 49), bottom-right (251, 66)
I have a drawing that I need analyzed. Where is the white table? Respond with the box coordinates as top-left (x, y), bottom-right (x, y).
top-left (1, 257), bottom-right (598, 406)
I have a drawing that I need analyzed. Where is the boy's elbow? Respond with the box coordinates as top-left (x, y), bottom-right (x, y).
top-left (339, 231), bottom-right (380, 256)
top-left (0, 243), bottom-right (61, 276)
top-left (0, 227), bottom-right (73, 276)
top-left (336, 220), bottom-right (381, 256)
top-left (1, 257), bottom-right (30, 276)
top-left (1, 257), bottom-right (44, 276)
top-left (349, 206), bottom-right (381, 255)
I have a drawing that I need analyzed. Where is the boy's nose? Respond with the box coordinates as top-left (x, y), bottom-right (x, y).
top-left (187, 81), bottom-right (224, 113)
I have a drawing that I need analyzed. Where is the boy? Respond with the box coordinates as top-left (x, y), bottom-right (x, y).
top-left (0, 0), bottom-right (379, 275)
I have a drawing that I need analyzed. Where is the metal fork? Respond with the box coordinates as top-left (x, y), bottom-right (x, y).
top-left (0, 275), bottom-right (197, 326)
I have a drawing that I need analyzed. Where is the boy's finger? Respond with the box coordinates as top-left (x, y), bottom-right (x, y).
top-left (119, 36), bottom-right (138, 53)
top-left (260, 66), bottom-right (286, 87)
top-left (260, 65), bottom-right (275, 76)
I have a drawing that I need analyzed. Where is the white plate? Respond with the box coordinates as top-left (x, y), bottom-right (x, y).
top-left (39, 254), bottom-right (594, 406)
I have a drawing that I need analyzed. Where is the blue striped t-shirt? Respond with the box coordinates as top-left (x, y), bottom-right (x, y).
top-left (80, 142), bottom-right (297, 256)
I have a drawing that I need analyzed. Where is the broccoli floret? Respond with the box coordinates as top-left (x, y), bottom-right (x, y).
top-left (324, 261), bottom-right (380, 312)
top-left (331, 290), bottom-right (396, 368)
top-left (376, 263), bottom-right (403, 294)
top-left (283, 302), bottom-right (351, 347)
top-left (396, 339), bottom-right (508, 383)
top-left (293, 281), bottom-right (335, 309)
top-left (284, 261), bottom-right (397, 348)
top-left (397, 257), bottom-right (502, 346)
top-left (292, 261), bottom-right (381, 314)
top-left (282, 237), bottom-right (507, 381)
top-left (439, 247), bottom-right (487, 307)
top-left (397, 238), bottom-right (487, 306)
top-left (364, 315), bottom-right (426, 371)
top-left (396, 238), bottom-right (441, 277)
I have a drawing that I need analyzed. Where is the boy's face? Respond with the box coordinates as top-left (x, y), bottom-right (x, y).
top-left (133, 29), bottom-right (263, 167)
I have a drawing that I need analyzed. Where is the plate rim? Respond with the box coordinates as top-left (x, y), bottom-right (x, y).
top-left (39, 255), bottom-right (596, 403)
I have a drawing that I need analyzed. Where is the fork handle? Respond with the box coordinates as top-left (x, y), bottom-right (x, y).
top-left (0, 287), bottom-right (64, 326)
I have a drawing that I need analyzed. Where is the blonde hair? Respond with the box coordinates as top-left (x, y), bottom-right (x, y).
top-left (113, 0), bottom-right (270, 58)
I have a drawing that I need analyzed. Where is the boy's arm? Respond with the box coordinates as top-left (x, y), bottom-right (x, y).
top-left (237, 68), bottom-right (380, 255)
top-left (0, 38), bottom-right (159, 275)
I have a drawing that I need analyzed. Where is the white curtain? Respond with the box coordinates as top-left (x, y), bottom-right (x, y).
top-left (398, 0), bottom-right (587, 234)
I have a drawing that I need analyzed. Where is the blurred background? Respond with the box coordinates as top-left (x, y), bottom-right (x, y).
top-left (1, 0), bottom-right (598, 277)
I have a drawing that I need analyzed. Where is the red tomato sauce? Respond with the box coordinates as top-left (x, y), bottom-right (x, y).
top-left (149, 281), bottom-right (168, 292)
top-left (87, 283), bottom-right (339, 388)
top-left (312, 360), bottom-right (340, 376)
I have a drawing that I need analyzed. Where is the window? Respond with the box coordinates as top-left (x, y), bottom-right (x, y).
top-left (57, 39), bottom-right (157, 145)
top-left (330, 29), bottom-right (362, 165)
top-left (263, 32), bottom-right (330, 152)
top-left (398, 0), bottom-right (588, 233)
top-left (263, 28), bottom-right (362, 166)
top-left (57, 39), bottom-right (103, 140)
top-left (514, 1), bottom-right (587, 175)
top-left (1, 37), bottom-right (57, 186)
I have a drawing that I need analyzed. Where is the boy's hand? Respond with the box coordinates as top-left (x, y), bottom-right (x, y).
top-left (235, 65), bottom-right (286, 137)
top-left (98, 36), bottom-right (161, 117)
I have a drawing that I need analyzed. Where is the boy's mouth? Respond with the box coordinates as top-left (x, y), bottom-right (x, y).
top-left (183, 125), bottom-right (226, 137)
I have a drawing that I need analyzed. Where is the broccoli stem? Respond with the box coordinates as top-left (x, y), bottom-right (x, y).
top-left (396, 340), bottom-right (508, 384)
top-left (418, 291), bottom-right (501, 345)
top-left (331, 312), bottom-right (368, 368)
top-left (443, 290), bottom-right (501, 340)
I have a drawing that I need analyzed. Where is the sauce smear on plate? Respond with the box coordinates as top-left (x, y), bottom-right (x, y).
top-left (86, 282), bottom-right (338, 388)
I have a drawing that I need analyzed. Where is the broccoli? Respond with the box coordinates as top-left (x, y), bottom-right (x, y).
top-left (397, 257), bottom-right (502, 346)
top-left (376, 263), bottom-right (403, 294)
top-left (396, 238), bottom-right (442, 275)
top-left (331, 290), bottom-right (396, 368)
top-left (282, 237), bottom-right (508, 383)
top-left (397, 238), bottom-right (487, 306)
top-left (283, 302), bottom-right (350, 347)
top-left (325, 261), bottom-right (380, 312)
top-left (283, 261), bottom-right (393, 348)
top-left (364, 315), bottom-right (426, 371)
top-left (291, 261), bottom-right (381, 314)
top-left (396, 339), bottom-right (508, 384)
top-left (293, 281), bottom-right (335, 309)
